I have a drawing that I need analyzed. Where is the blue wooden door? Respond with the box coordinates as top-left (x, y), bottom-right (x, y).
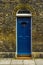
top-left (17, 17), bottom-right (31, 55)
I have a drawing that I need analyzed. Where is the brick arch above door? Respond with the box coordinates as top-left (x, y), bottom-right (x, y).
top-left (12, 4), bottom-right (37, 17)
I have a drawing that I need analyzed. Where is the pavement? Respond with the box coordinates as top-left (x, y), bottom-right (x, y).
top-left (0, 58), bottom-right (43, 65)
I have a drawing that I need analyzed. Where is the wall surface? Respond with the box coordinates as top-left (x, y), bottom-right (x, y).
top-left (0, 0), bottom-right (43, 57)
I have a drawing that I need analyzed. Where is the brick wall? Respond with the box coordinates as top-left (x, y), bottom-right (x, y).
top-left (0, 0), bottom-right (43, 52)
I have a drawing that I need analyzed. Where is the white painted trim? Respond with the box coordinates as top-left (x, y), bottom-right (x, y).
top-left (16, 14), bottom-right (32, 17)
top-left (16, 17), bottom-right (17, 57)
top-left (31, 17), bottom-right (32, 55)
